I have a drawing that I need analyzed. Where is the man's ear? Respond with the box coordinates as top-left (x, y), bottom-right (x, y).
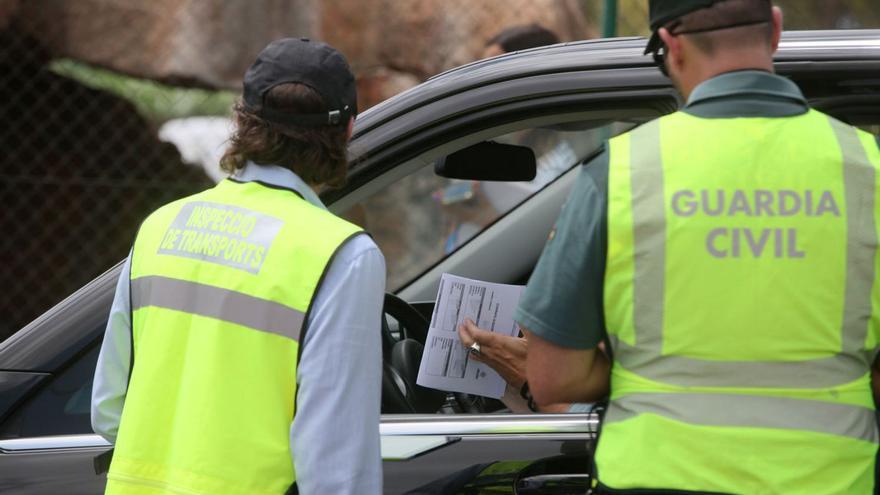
top-left (658, 27), bottom-right (682, 73)
top-left (346, 116), bottom-right (355, 141)
top-left (770, 6), bottom-right (783, 52)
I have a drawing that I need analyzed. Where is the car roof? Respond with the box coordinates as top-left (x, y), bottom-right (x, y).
top-left (354, 30), bottom-right (880, 139)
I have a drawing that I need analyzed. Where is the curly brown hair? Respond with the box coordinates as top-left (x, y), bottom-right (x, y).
top-left (220, 83), bottom-right (350, 188)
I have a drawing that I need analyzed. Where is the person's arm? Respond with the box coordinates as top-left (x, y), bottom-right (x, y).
top-left (290, 236), bottom-right (384, 495)
top-left (513, 150), bottom-right (611, 406)
top-left (522, 327), bottom-right (610, 406)
top-left (91, 254), bottom-right (133, 444)
top-left (457, 319), bottom-right (571, 413)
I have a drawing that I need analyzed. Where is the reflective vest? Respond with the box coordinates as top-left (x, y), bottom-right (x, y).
top-left (600, 109), bottom-right (880, 494)
top-left (107, 179), bottom-right (362, 495)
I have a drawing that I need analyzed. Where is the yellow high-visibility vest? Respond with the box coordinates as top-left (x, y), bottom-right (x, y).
top-left (107, 179), bottom-right (362, 495)
top-left (600, 109), bottom-right (880, 494)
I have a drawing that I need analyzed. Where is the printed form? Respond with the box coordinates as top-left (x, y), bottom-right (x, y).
top-left (416, 273), bottom-right (524, 398)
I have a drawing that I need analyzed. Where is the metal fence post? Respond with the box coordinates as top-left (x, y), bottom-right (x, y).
top-left (603, 0), bottom-right (618, 37)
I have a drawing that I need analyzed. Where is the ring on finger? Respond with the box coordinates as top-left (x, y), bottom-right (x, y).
top-left (469, 342), bottom-right (482, 356)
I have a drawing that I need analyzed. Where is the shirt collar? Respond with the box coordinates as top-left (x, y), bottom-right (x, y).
top-left (685, 70), bottom-right (808, 109)
top-left (233, 162), bottom-right (327, 210)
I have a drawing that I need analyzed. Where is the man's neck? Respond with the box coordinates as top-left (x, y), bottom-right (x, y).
top-left (679, 58), bottom-right (774, 100)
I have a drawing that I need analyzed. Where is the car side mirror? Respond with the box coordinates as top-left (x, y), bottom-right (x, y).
top-left (435, 141), bottom-right (536, 182)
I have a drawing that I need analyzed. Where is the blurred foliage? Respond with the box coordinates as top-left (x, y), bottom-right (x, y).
top-left (580, 0), bottom-right (880, 37)
top-left (775, 0), bottom-right (880, 30)
top-left (49, 59), bottom-right (235, 126)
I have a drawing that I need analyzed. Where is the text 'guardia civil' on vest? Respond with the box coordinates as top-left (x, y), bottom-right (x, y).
top-left (670, 189), bottom-right (841, 259)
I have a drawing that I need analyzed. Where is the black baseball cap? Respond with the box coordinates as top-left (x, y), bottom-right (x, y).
top-left (243, 38), bottom-right (357, 128)
top-left (645, 0), bottom-right (773, 55)
top-left (645, 0), bottom-right (720, 54)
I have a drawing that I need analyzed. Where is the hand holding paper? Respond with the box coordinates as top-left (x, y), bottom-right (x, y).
top-left (457, 319), bottom-right (528, 391)
top-left (416, 273), bottom-right (524, 398)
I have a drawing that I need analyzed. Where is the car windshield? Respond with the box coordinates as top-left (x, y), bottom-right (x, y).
top-left (342, 120), bottom-right (637, 291)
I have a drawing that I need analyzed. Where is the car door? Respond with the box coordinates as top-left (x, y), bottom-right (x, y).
top-left (0, 265), bottom-right (113, 495)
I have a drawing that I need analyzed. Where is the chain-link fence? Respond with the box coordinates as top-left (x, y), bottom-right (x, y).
top-left (2, 0), bottom-right (878, 342)
top-left (0, 29), bottom-right (217, 342)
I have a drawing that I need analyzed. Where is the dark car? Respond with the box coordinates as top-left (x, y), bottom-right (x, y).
top-left (1, 31), bottom-right (879, 494)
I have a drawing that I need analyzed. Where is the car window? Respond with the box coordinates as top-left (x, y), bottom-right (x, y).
top-left (0, 342), bottom-right (100, 438)
top-left (344, 120), bottom-right (636, 291)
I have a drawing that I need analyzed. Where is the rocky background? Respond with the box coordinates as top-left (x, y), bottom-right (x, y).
top-left (10, 0), bottom-right (590, 106)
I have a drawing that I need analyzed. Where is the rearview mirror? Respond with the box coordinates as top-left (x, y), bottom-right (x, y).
top-left (435, 141), bottom-right (536, 182)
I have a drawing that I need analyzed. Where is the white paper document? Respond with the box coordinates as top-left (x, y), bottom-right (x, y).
top-left (416, 273), bottom-right (525, 399)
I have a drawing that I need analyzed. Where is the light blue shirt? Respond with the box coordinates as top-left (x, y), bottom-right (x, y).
top-left (91, 163), bottom-right (385, 494)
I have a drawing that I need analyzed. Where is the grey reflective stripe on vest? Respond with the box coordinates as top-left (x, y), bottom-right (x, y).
top-left (131, 275), bottom-right (305, 341)
top-left (614, 115), bottom-right (877, 388)
top-left (829, 118), bottom-right (877, 359)
top-left (630, 120), bottom-right (666, 354)
top-left (614, 346), bottom-right (873, 388)
top-left (605, 392), bottom-right (878, 443)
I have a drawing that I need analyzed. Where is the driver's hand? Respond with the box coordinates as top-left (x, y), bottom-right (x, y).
top-left (458, 319), bottom-right (528, 390)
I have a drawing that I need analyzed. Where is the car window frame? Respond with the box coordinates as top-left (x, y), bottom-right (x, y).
top-left (335, 92), bottom-right (678, 297)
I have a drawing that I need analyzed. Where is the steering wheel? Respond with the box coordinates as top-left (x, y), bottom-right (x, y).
top-left (381, 293), bottom-right (429, 349)
top-left (381, 293), bottom-right (448, 414)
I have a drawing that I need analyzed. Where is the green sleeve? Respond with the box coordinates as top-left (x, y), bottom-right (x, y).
top-left (514, 147), bottom-right (608, 349)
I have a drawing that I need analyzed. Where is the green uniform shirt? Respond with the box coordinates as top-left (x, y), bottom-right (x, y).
top-left (514, 70), bottom-right (880, 349)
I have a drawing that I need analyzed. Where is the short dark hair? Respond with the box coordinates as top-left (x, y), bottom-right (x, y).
top-left (486, 24), bottom-right (560, 53)
top-left (675, 0), bottom-right (773, 54)
top-left (220, 83), bottom-right (349, 188)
